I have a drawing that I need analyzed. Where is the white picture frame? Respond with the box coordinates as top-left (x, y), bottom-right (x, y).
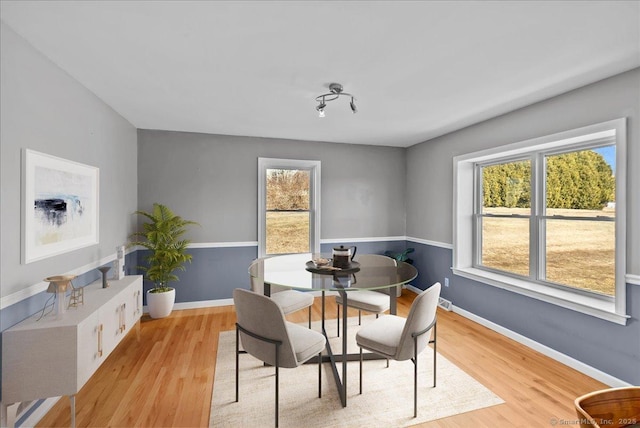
top-left (22, 149), bottom-right (99, 264)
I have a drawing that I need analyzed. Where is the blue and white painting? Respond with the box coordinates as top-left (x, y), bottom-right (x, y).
top-left (23, 150), bottom-right (99, 263)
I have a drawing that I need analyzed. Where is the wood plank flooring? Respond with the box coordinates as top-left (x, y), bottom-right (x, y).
top-left (36, 290), bottom-right (607, 427)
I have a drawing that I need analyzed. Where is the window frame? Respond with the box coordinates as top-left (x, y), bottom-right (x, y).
top-left (258, 157), bottom-right (321, 258)
top-left (453, 118), bottom-right (628, 325)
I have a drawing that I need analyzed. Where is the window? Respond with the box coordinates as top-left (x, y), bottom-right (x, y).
top-left (479, 159), bottom-right (531, 278)
top-left (454, 119), bottom-right (627, 324)
top-left (258, 158), bottom-right (321, 257)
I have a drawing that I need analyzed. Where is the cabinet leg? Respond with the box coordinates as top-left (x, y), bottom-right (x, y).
top-left (3, 402), bottom-right (19, 428)
top-left (70, 395), bottom-right (76, 428)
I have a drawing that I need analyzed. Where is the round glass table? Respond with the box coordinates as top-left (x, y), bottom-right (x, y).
top-left (248, 253), bottom-right (418, 407)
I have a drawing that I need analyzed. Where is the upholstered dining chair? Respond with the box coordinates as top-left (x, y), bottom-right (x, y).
top-left (335, 254), bottom-right (398, 336)
top-left (356, 282), bottom-right (441, 418)
top-left (251, 275), bottom-right (314, 328)
top-left (233, 288), bottom-right (326, 428)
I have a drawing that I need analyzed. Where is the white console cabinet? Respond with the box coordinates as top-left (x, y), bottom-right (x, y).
top-left (1, 275), bottom-right (142, 427)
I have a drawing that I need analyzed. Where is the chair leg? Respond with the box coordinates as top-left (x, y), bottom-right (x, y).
top-left (235, 326), bottom-right (239, 402)
top-left (358, 310), bottom-right (361, 325)
top-left (414, 336), bottom-right (418, 418)
top-left (337, 304), bottom-right (340, 337)
top-left (359, 347), bottom-right (363, 394)
top-left (318, 352), bottom-right (322, 398)
top-left (275, 343), bottom-right (280, 428)
top-left (308, 306), bottom-right (311, 329)
top-left (433, 322), bottom-right (437, 387)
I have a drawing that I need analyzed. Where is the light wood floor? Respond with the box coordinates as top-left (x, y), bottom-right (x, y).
top-left (36, 289), bottom-right (606, 427)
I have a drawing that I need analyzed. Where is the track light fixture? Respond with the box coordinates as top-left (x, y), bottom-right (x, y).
top-left (315, 83), bottom-right (357, 117)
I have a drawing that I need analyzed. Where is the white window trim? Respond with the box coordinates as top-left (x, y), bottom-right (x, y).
top-left (452, 118), bottom-right (628, 325)
top-left (258, 157), bottom-right (321, 258)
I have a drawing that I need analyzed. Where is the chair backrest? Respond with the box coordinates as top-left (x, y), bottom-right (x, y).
top-left (249, 259), bottom-right (288, 295)
top-left (395, 282), bottom-right (441, 361)
top-left (354, 254), bottom-right (401, 296)
top-left (250, 275), bottom-right (290, 295)
top-left (233, 288), bottom-right (298, 368)
top-left (354, 254), bottom-right (397, 266)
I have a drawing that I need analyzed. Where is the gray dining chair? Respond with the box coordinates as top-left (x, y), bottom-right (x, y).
top-left (356, 282), bottom-right (441, 418)
top-left (251, 275), bottom-right (315, 328)
top-left (233, 288), bottom-right (326, 428)
top-left (335, 254), bottom-right (398, 336)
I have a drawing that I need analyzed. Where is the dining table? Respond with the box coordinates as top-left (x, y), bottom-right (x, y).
top-left (248, 252), bottom-right (418, 407)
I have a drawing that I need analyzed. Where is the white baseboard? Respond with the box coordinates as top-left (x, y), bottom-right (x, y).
top-left (451, 305), bottom-right (631, 388)
top-left (153, 286), bottom-right (630, 388)
top-left (173, 298), bottom-right (234, 310)
top-left (17, 287), bottom-right (630, 428)
top-left (145, 290), bottom-right (339, 314)
top-left (405, 284), bottom-right (423, 294)
top-left (405, 283), bottom-right (629, 386)
top-left (3, 397), bottom-right (61, 428)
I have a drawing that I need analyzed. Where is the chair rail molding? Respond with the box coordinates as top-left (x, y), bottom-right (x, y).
top-left (0, 247), bottom-right (135, 311)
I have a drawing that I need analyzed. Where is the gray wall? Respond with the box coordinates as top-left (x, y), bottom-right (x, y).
top-left (0, 23), bottom-right (138, 304)
top-left (407, 68), bottom-right (639, 270)
top-left (406, 68), bottom-right (640, 384)
top-left (137, 130), bottom-right (406, 242)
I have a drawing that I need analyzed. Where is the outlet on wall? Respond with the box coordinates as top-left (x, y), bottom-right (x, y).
top-left (444, 277), bottom-right (449, 287)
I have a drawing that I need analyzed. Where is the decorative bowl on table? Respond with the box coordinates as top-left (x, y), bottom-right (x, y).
top-left (312, 257), bottom-right (331, 268)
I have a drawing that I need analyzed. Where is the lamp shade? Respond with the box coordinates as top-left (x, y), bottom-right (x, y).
top-left (45, 275), bottom-right (76, 293)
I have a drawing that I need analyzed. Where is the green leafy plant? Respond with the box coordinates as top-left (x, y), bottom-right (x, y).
top-left (128, 203), bottom-right (198, 293)
top-left (384, 247), bottom-right (415, 264)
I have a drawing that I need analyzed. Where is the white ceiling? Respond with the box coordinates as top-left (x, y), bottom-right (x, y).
top-left (1, 1), bottom-right (639, 147)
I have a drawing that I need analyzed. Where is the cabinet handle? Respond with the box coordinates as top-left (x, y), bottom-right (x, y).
top-left (98, 324), bottom-right (103, 357)
top-left (118, 305), bottom-right (122, 333)
top-left (121, 303), bottom-right (126, 332)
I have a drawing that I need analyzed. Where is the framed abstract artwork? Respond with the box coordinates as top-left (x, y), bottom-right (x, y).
top-left (22, 149), bottom-right (99, 264)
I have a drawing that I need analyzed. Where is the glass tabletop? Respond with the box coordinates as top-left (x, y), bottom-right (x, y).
top-left (248, 253), bottom-right (418, 292)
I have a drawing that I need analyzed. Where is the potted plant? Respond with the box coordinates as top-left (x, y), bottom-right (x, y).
top-left (129, 203), bottom-right (198, 318)
top-left (384, 247), bottom-right (415, 264)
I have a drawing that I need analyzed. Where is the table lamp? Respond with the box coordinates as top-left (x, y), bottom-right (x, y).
top-left (45, 275), bottom-right (76, 317)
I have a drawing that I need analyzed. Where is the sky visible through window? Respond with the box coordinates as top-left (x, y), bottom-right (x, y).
top-left (593, 146), bottom-right (616, 173)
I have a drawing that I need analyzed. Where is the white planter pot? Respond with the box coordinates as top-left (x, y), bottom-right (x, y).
top-left (146, 288), bottom-right (176, 319)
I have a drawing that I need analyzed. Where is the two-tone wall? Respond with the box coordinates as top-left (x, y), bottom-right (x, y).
top-left (406, 68), bottom-right (640, 385)
top-left (136, 130), bottom-right (408, 303)
top-left (2, 20), bottom-right (639, 425)
top-left (0, 23), bottom-right (138, 408)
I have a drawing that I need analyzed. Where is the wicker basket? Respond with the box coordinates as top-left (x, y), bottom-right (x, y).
top-left (575, 387), bottom-right (640, 428)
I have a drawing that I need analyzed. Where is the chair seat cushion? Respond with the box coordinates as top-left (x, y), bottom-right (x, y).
top-left (271, 290), bottom-right (314, 314)
top-left (286, 321), bottom-right (326, 364)
top-left (356, 315), bottom-right (406, 358)
top-left (336, 290), bottom-right (390, 313)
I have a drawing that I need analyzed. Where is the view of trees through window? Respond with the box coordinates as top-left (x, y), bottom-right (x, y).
top-left (480, 147), bottom-right (616, 295)
top-left (265, 168), bottom-right (310, 254)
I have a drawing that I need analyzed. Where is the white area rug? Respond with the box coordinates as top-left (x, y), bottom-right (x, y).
top-left (210, 316), bottom-right (504, 427)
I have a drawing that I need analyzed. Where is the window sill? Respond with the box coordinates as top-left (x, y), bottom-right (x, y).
top-left (451, 267), bottom-right (629, 325)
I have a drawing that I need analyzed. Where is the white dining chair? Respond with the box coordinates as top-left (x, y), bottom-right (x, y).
top-left (335, 254), bottom-right (397, 336)
top-left (356, 282), bottom-right (441, 418)
top-left (233, 288), bottom-right (326, 427)
top-left (251, 275), bottom-right (314, 328)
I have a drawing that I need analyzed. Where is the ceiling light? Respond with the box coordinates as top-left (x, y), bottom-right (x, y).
top-left (316, 97), bottom-right (326, 117)
top-left (315, 83), bottom-right (357, 117)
